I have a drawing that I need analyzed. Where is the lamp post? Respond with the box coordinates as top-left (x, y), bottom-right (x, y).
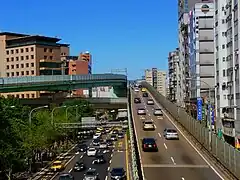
top-left (28, 105), bottom-right (48, 125)
top-left (66, 105), bottom-right (78, 121)
top-left (51, 106), bottom-right (67, 125)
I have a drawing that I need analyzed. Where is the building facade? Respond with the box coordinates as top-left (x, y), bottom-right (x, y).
top-left (214, 0), bottom-right (240, 147)
top-left (189, 3), bottom-right (215, 102)
top-left (0, 32), bottom-right (69, 98)
top-left (145, 68), bottom-right (167, 96)
top-left (168, 48), bottom-right (181, 103)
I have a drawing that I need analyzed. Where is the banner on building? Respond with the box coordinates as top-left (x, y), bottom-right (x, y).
top-left (197, 97), bottom-right (202, 120)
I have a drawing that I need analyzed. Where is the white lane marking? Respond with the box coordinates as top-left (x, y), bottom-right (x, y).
top-left (171, 157), bottom-right (176, 165)
top-left (111, 154), bottom-right (113, 157)
top-left (181, 177), bottom-right (185, 180)
top-left (50, 172), bottom-right (59, 180)
top-left (154, 125), bottom-right (157, 129)
top-left (75, 152), bottom-right (79, 154)
top-left (150, 93), bottom-right (225, 180)
top-left (163, 143), bottom-right (168, 149)
top-left (105, 175), bottom-right (108, 180)
top-left (131, 91), bottom-right (145, 179)
top-left (108, 166), bottom-right (110, 171)
top-left (65, 155), bottom-right (75, 167)
top-left (109, 159), bottom-right (112, 163)
top-left (158, 133), bottom-right (161, 138)
top-left (69, 168), bottom-right (72, 173)
top-left (148, 113), bottom-right (151, 116)
top-left (80, 155), bottom-right (83, 158)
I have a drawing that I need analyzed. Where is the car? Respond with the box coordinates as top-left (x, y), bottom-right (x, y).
top-left (143, 121), bottom-right (155, 131)
top-left (147, 99), bottom-right (154, 105)
top-left (50, 160), bottom-right (64, 171)
top-left (111, 134), bottom-right (118, 141)
top-left (92, 154), bottom-right (106, 164)
top-left (105, 128), bottom-right (111, 133)
top-left (83, 168), bottom-right (99, 180)
top-left (87, 148), bottom-right (97, 156)
top-left (73, 162), bottom-right (86, 172)
top-left (93, 133), bottom-right (101, 139)
top-left (110, 167), bottom-right (126, 180)
top-left (99, 142), bottom-right (108, 149)
top-left (92, 139), bottom-right (100, 146)
top-left (141, 88), bottom-right (146, 92)
top-left (134, 88), bottom-right (140, 92)
top-left (77, 144), bottom-right (88, 152)
top-left (118, 133), bottom-right (124, 139)
top-left (134, 97), bottom-right (141, 103)
top-left (137, 108), bottom-right (146, 115)
top-left (106, 139), bottom-right (113, 146)
top-left (153, 108), bottom-right (163, 116)
top-left (111, 129), bottom-right (119, 134)
top-left (163, 128), bottom-right (179, 140)
top-left (142, 92), bottom-right (148, 97)
top-left (141, 138), bottom-right (158, 152)
top-left (59, 173), bottom-right (74, 180)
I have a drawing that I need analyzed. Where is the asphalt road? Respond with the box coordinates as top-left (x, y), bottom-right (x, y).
top-left (53, 133), bottom-right (128, 180)
top-left (131, 90), bottom-right (223, 180)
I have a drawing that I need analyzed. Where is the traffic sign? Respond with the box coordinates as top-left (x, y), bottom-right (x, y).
top-left (197, 97), bottom-right (202, 120)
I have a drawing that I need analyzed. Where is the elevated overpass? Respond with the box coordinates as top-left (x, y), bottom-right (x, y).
top-left (130, 82), bottom-right (238, 180)
top-left (0, 74), bottom-right (127, 97)
top-left (19, 97), bottom-right (128, 109)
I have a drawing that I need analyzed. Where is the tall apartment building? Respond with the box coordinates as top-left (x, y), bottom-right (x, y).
top-left (145, 68), bottom-right (167, 96)
top-left (0, 32), bottom-right (69, 98)
top-left (189, 3), bottom-right (215, 103)
top-left (168, 48), bottom-right (181, 103)
top-left (214, 0), bottom-right (240, 147)
top-left (178, 0), bottom-right (213, 107)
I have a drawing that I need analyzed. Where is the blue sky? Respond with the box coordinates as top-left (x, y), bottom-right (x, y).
top-left (0, 0), bottom-right (178, 79)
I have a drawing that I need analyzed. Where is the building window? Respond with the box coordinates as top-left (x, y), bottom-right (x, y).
top-left (6, 65), bottom-right (9, 69)
top-left (49, 49), bottom-right (53, 53)
top-left (11, 50), bottom-right (14, 54)
top-left (31, 55), bottom-right (34, 59)
top-left (6, 50), bottom-right (9, 55)
top-left (11, 65), bottom-right (14, 69)
top-left (26, 55), bottom-right (29, 60)
top-left (11, 72), bottom-right (14, 76)
top-left (222, 44), bottom-right (225, 49)
top-left (21, 56), bottom-right (24, 60)
top-left (31, 70), bottom-right (34, 75)
top-left (224, 95), bottom-right (226, 99)
top-left (26, 63), bottom-right (29, 67)
top-left (223, 69), bottom-right (226, 76)
top-left (21, 71), bottom-right (24, 75)
top-left (223, 57), bottom-right (226, 61)
top-left (16, 49), bottom-right (19, 53)
top-left (31, 94), bottom-right (35, 98)
top-left (25, 48), bottom-right (29, 52)
top-left (16, 57), bottom-right (19, 61)
top-left (31, 63), bottom-right (34, 67)
top-left (6, 73), bottom-right (9, 77)
top-left (222, 19), bottom-right (225, 24)
top-left (16, 72), bottom-right (19, 76)
top-left (49, 56), bottom-right (53, 60)
top-left (26, 71), bottom-right (29, 75)
top-left (44, 48), bottom-right (47, 52)
top-left (16, 94), bottom-right (19, 98)
top-left (21, 94), bottom-right (24, 98)
top-left (16, 64), bottom-right (19, 68)
top-left (44, 56), bottom-right (47, 59)
top-left (11, 57), bottom-right (14, 61)
top-left (26, 94), bottom-right (29, 98)
top-left (6, 58), bottom-right (9, 62)
top-left (21, 48), bottom-right (24, 53)
top-left (31, 47), bottom-right (34, 51)
top-left (21, 64), bottom-right (24, 68)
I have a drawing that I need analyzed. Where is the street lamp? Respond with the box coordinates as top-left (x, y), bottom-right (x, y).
top-left (28, 105), bottom-right (48, 125)
top-left (51, 106), bottom-right (67, 125)
top-left (66, 105), bottom-right (78, 120)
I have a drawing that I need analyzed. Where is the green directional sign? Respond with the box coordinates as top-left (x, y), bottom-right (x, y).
top-left (202, 106), bottom-right (206, 121)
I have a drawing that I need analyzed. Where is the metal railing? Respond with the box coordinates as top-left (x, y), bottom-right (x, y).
top-left (142, 81), bottom-right (240, 179)
top-left (55, 122), bottom-right (128, 129)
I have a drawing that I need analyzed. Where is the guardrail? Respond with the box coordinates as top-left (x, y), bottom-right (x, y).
top-left (142, 81), bottom-right (240, 179)
top-left (127, 89), bottom-right (140, 180)
top-left (55, 122), bottom-right (128, 129)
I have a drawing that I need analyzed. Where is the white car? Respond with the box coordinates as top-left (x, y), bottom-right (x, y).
top-left (134, 88), bottom-right (140, 92)
top-left (154, 109), bottom-right (163, 116)
top-left (87, 148), bottom-right (97, 156)
top-left (147, 99), bottom-right (154, 105)
top-left (137, 108), bottom-right (146, 115)
top-left (143, 121), bottom-right (155, 131)
top-left (93, 133), bottom-right (101, 139)
top-left (163, 128), bottom-right (179, 140)
top-left (99, 142), bottom-right (108, 149)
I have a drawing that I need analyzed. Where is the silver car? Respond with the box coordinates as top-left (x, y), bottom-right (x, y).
top-left (83, 168), bottom-right (99, 180)
top-left (163, 128), bottom-right (179, 140)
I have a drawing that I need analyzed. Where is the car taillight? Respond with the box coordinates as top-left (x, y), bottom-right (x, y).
top-left (144, 144), bottom-right (147, 148)
top-left (153, 144), bottom-right (156, 147)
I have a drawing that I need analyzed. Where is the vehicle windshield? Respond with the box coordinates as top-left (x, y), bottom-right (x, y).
top-left (143, 138), bottom-right (155, 144)
top-left (112, 168), bottom-right (124, 175)
top-left (59, 175), bottom-right (72, 180)
top-left (53, 162), bottom-right (61, 166)
top-left (167, 129), bottom-right (177, 133)
top-left (155, 109), bottom-right (161, 111)
top-left (111, 135), bottom-right (116, 137)
top-left (86, 171), bottom-right (96, 176)
top-left (138, 109), bottom-right (145, 111)
top-left (144, 121), bottom-right (153, 124)
top-left (88, 148), bottom-right (95, 151)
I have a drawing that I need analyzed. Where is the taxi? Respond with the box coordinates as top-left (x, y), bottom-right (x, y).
top-left (141, 88), bottom-right (146, 92)
top-left (96, 127), bottom-right (104, 132)
top-left (50, 160), bottom-right (64, 171)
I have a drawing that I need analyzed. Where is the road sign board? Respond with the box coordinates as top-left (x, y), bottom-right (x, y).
top-left (81, 117), bottom-right (96, 126)
top-left (197, 97), bottom-right (202, 120)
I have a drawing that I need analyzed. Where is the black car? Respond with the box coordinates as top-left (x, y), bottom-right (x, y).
top-left (92, 154), bottom-right (106, 164)
top-left (92, 139), bottom-right (100, 146)
top-left (134, 98), bottom-right (141, 103)
top-left (110, 168), bottom-right (126, 180)
top-left (59, 173), bottom-right (74, 180)
top-left (141, 138), bottom-right (158, 152)
top-left (142, 92), bottom-right (148, 97)
top-left (77, 144), bottom-right (88, 152)
top-left (106, 139), bottom-right (113, 146)
top-left (73, 162), bottom-right (86, 172)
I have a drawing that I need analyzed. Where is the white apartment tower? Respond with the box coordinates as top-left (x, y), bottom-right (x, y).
top-left (145, 68), bottom-right (167, 96)
top-left (214, 0), bottom-right (240, 147)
